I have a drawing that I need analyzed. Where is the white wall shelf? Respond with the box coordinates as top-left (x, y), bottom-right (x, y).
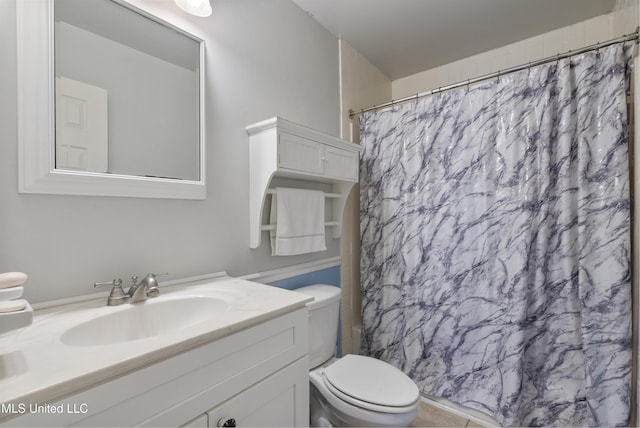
top-left (246, 116), bottom-right (361, 249)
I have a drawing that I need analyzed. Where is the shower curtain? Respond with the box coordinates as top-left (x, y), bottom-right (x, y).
top-left (359, 43), bottom-right (633, 427)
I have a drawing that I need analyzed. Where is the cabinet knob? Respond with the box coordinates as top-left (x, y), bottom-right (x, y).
top-left (218, 417), bottom-right (237, 427)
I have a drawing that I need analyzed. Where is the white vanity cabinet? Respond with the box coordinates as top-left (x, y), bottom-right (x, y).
top-left (247, 117), bottom-right (361, 248)
top-left (205, 359), bottom-right (307, 427)
top-left (2, 309), bottom-right (309, 428)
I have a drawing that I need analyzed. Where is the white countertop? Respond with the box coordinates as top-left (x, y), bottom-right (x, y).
top-left (0, 277), bottom-right (311, 419)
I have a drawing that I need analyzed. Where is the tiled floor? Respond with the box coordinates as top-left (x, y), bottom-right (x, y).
top-left (411, 401), bottom-right (486, 427)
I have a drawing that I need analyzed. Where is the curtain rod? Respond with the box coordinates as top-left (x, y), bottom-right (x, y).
top-left (349, 28), bottom-right (639, 119)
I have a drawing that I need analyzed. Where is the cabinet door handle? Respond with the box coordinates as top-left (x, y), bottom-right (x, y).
top-left (218, 417), bottom-right (237, 427)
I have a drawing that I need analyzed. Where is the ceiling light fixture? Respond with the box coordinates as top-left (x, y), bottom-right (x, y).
top-left (174, 0), bottom-right (212, 17)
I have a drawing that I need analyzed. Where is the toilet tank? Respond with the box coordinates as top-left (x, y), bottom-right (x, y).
top-left (295, 285), bottom-right (341, 369)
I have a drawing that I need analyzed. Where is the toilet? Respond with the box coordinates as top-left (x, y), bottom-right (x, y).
top-left (296, 284), bottom-right (420, 427)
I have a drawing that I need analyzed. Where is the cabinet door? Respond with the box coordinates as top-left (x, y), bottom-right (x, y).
top-left (324, 146), bottom-right (358, 181)
top-left (206, 358), bottom-right (309, 428)
top-left (278, 133), bottom-right (324, 175)
top-left (181, 414), bottom-right (208, 428)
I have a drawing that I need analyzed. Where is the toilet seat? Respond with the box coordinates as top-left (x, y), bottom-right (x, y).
top-left (322, 354), bottom-right (419, 413)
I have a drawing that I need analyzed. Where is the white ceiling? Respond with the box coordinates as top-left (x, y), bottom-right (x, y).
top-left (291, 0), bottom-right (617, 80)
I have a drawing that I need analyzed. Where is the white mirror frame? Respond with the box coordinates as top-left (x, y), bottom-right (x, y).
top-left (16, 0), bottom-right (206, 200)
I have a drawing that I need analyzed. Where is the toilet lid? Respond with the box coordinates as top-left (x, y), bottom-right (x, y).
top-left (323, 354), bottom-right (419, 408)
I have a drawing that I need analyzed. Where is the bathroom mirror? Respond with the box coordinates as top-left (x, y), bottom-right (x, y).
top-left (17, 0), bottom-right (206, 199)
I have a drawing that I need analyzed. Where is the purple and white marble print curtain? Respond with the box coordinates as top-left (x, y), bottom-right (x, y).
top-left (359, 43), bottom-right (633, 427)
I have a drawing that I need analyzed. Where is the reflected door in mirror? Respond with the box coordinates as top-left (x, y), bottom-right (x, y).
top-left (55, 77), bottom-right (109, 173)
top-left (54, 0), bottom-right (201, 181)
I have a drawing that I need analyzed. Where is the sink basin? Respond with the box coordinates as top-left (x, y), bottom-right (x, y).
top-left (60, 296), bottom-right (229, 346)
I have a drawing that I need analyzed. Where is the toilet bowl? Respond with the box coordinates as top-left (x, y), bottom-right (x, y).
top-left (296, 285), bottom-right (420, 427)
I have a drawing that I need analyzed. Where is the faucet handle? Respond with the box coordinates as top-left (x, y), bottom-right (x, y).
top-left (93, 278), bottom-right (128, 306)
top-left (151, 272), bottom-right (169, 278)
top-left (144, 273), bottom-right (168, 291)
top-left (133, 273), bottom-right (168, 282)
top-left (94, 278), bottom-right (123, 288)
top-left (142, 273), bottom-right (167, 299)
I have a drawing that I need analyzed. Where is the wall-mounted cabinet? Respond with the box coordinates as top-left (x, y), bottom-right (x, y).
top-left (276, 132), bottom-right (358, 180)
top-left (246, 117), bottom-right (361, 249)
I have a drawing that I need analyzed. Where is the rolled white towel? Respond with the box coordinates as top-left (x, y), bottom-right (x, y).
top-left (0, 272), bottom-right (28, 289)
top-left (0, 299), bottom-right (27, 313)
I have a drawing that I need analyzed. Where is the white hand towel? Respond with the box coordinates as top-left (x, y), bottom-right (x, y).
top-left (0, 272), bottom-right (27, 289)
top-left (270, 188), bottom-right (326, 256)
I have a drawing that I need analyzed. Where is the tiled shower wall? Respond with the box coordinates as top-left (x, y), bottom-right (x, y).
top-left (392, 0), bottom-right (639, 99)
top-left (338, 40), bottom-right (391, 355)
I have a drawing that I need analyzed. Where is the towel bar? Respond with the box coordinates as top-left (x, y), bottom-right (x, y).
top-left (265, 190), bottom-right (341, 233)
top-left (261, 221), bottom-right (339, 232)
top-left (266, 189), bottom-right (342, 199)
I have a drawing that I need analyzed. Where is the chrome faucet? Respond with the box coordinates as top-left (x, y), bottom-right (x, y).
top-left (94, 272), bottom-right (167, 306)
top-left (128, 273), bottom-right (165, 303)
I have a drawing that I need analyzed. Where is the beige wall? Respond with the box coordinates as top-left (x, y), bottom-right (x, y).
top-left (338, 39), bottom-right (391, 355)
top-left (393, 2), bottom-right (638, 99)
top-left (339, 40), bottom-right (392, 141)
